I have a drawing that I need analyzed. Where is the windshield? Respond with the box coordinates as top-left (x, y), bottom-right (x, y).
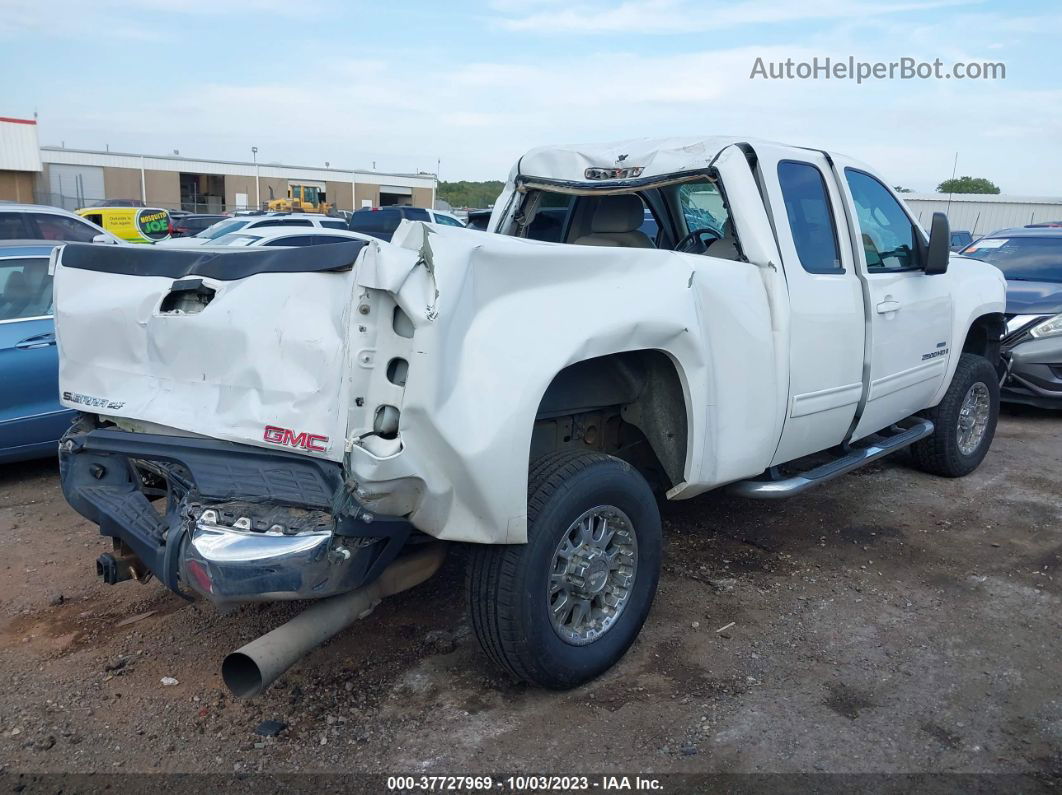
top-left (960, 236), bottom-right (1062, 283)
top-left (675, 181), bottom-right (725, 237)
top-left (196, 219), bottom-right (249, 239)
top-left (211, 233), bottom-right (263, 247)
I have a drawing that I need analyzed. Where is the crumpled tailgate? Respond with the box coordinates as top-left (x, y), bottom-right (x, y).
top-left (53, 242), bottom-right (367, 462)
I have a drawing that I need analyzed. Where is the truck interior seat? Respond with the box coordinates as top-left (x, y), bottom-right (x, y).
top-left (706, 218), bottom-right (741, 260)
top-left (574, 195), bottom-right (656, 249)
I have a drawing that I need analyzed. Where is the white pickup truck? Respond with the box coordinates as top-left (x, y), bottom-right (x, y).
top-left (53, 136), bottom-right (1006, 694)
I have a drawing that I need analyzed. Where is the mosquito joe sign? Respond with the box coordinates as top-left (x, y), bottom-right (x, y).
top-left (136, 209), bottom-right (170, 241)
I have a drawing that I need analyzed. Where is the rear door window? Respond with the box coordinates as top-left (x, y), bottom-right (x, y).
top-left (0, 213), bottom-right (30, 239)
top-left (350, 210), bottom-right (402, 238)
top-left (403, 208), bottom-right (430, 222)
top-left (263, 235), bottom-right (320, 247)
top-left (29, 214), bottom-right (101, 243)
top-left (251, 218), bottom-right (313, 228)
top-left (777, 161), bottom-right (842, 274)
top-left (0, 257), bottom-right (53, 320)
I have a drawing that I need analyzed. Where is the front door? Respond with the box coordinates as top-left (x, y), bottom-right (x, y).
top-left (833, 162), bottom-right (953, 441)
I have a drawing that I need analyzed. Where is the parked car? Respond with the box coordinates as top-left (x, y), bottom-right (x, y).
top-left (950, 230), bottom-right (973, 251)
top-left (158, 213), bottom-right (351, 247)
top-left (89, 199), bottom-right (144, 208)
top-left (203, 227), bottom-right (372, 247)
top-left (172, 214), bottom-right (228, 237)
top-left (348, 206), bottom-right (465, 240)
top-left (0, 204), bottom-right (121, 244)
top-left (959, 227), bottom-right (1062, 408)
top-left (464, 209), bottom-right (493, 231)
top-left (76, 206), bottom-right (172, 244)
top-left (0, 241), bottom-right (76, 463)
top-left (52, 135), bottom-right (1004, 694)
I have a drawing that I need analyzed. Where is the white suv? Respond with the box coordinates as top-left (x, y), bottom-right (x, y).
top-left (157, 213), bottom-right (351, 247)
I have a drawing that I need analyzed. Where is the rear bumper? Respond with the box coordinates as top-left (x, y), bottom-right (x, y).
top-left (59, 419), bottom-right (415, 604)
top-left (1002, 336), bottom-right (1062, 409)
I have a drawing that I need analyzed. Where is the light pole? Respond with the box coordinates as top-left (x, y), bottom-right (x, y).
top-left (251, 146), bottom-right (260, 210)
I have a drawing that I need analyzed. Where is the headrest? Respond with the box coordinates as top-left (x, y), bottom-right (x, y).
top-left (591, 195), bottom-right (645, 234)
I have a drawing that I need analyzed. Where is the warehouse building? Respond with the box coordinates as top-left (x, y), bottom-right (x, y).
top-left (0, 116), bottom-right (43, 202)
top-left (0, 115), bottom-right (436, 213)
top-left (903, 193), bottom-right (1062, 236)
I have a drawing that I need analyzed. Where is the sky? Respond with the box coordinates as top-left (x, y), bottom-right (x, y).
top-left (1, 0), bottom-right (1059, 194)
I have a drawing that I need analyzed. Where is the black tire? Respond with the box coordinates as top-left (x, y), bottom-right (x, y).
top-left (467, 451), bottom-right (661, 689)
top-left (910, 353), bottom-right (999, 478)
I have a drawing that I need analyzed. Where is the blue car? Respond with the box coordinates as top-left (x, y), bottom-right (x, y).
top-left (0, 241), bottom-right (75, 462)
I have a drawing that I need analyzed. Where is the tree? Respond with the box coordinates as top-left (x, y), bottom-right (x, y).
top-left (437, 180), bottom-right (506, 209)
top-left (936, 176), bottom-right (1000, 194)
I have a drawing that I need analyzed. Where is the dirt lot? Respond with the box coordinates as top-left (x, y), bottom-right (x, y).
top-left (0, 406), bottom-right (1059, 781)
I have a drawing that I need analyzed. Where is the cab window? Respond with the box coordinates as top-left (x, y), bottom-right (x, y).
top-left (845, 169), bottom-right (921, 271)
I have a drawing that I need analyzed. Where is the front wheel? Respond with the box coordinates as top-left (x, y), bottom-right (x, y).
top-left (910, 353), bottom-right (999, 477)
top-left (467, 452), bottom-right (661, 689)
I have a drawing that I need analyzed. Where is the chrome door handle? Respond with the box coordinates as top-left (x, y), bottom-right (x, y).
top-left (876, 299), bottom-right (901, 314)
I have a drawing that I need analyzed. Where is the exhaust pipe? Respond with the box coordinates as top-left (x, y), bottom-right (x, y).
top-left (222, 543), bottom-right (447, 698)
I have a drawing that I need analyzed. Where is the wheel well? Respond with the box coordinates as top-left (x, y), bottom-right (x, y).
top-left (531, 350), bottom-right (688, 491)
top-left (962, 313), bottom-right (1005, 366)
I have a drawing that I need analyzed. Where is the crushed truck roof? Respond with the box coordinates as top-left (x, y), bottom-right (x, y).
top-left (514, 136), bottom-right (763, 184)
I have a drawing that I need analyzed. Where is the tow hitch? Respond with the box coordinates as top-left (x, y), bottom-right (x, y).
top-left (96, 539), bottom-right (152, 585)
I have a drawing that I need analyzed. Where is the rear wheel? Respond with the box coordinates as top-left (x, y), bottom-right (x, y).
top-left (467, 452), bottom-right (661, 688)
top-left (911, 353), bottom-right (999, 477)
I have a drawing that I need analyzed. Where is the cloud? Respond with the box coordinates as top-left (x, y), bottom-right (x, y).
top-left (0, 0), bottom-right (329, 39)
top-left (488, 0), bottom-right (975, 34)
top-left (36, 34), bottom-right (1061, 195)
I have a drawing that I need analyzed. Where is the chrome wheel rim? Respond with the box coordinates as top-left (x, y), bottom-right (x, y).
top-left (957, 382), bottom-right (991, 456)
top-left (547, 505), bottom-right (638, 646)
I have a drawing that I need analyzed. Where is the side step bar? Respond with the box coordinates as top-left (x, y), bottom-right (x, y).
top-left (729, 418), bottom-right (934, 500)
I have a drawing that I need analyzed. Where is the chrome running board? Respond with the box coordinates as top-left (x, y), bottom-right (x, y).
top-left (729, 418), bottom-right (935, 500)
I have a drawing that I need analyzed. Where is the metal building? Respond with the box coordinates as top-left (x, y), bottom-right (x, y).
top-left (36, 147), bottom-right (436, 214)
top-left (902, 193), bottom-right (1062, 236)
top-left (0, 116), bottom-right (43, 202)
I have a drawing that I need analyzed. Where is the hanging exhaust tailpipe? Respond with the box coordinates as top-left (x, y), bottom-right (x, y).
top-left (222, 543), bottom-right (447, 698)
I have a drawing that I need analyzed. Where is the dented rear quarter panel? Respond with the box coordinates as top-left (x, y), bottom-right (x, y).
top-left (350, 222), bottom-right (780, 544)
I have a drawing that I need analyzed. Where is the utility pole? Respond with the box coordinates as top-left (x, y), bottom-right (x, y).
top-left (140, 155), bottom-right (147, 204)
top-left (252, 146), bottom-right (260, 209)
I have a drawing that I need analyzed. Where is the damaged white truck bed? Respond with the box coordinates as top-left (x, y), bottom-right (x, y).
top-left (54, 136), bottom-right (1006, 692)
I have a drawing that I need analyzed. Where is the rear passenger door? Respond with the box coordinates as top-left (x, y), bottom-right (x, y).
top-left (755, 147), bottom-right (866, 465)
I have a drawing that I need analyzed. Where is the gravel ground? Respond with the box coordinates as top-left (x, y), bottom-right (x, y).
top-left (0, 406), bottom-right (1059, 782)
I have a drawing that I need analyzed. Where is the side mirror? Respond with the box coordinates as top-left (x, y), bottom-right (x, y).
top-left (91, 233), bottom-right (113, 245)
top-left (924, 212), bottom-right (950, 275)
